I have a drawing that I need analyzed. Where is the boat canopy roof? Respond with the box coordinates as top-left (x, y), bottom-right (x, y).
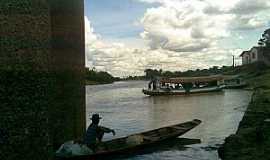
top-left (222, 75), bottom-right (241, 80)
top-left (160, 75), bottom-right (224, 83)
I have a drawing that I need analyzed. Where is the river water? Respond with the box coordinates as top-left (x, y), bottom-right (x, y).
top-left (86, 81), bottom-right (252, 160)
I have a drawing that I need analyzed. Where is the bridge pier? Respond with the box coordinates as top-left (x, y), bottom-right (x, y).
top-left (0, 0), bottom-right (85, 159)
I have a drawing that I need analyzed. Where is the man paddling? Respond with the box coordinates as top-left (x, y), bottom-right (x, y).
top-left (84, 114), bottom-right (115, 150)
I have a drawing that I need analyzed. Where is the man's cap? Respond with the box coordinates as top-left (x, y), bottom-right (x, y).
top-left (90, 114), bottom-right (102, 120)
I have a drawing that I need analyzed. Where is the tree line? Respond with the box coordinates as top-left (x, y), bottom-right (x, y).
top-left (144, 66), bottom-right (234, 80)
top-left (85, 66), bottom-right (236, 83)
top-left (85, 68), bottom-right (120, 85)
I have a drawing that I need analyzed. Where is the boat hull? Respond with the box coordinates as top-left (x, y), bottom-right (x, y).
top-left (55, 119), bottom-right (201, 160)
top-left (142, 87), bottom-right (223, 96)
top-left (224, 83), bottom-right (248, 89)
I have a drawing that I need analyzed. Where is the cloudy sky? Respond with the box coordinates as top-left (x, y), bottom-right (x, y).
top-left (84, 0), bottom-right (270, 77)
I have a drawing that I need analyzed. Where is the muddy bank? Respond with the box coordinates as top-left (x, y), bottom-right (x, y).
top-left (219, 70), bottom-right (270, 160)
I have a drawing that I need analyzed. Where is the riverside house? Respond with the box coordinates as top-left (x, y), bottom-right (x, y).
top-left (240, 46), bottom-right (270, 66)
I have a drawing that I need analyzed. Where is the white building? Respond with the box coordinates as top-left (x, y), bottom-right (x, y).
top-left (240, 46), bottom-right (270, 66)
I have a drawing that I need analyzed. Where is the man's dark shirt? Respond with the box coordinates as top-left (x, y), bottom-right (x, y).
top-left (84, 123), bottom-right (113, 147)
top-left (84, 123), bottom-right (98, 146)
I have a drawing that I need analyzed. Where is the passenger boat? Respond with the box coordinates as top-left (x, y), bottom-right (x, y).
top-left (142, 86), bottom-right (223, 96)
top-left (223, 75), bottom-right (248, 89)
top-left (143, 75), bottom-right (224, 96)
top-left (55, 119), bottom-right (201, 159)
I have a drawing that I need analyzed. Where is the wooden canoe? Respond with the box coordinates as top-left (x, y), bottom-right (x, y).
top-left (56, 119), bottom-right (201, 160)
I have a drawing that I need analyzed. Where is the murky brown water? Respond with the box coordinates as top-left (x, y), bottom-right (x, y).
top-left (86, 81), bottom-right (252, 160)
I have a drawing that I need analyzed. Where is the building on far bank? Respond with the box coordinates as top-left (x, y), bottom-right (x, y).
top-left (240, 46), bottom-right (270, 66)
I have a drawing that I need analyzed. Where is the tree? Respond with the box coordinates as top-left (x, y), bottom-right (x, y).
top-left (85, 68), bottom-right (115, 84)
top-left (162, 71), bottom-right (174, 77)
top-left (144, 69), bottom-right (161, 79)
top-left (258, 28), bottom-right (270, 48)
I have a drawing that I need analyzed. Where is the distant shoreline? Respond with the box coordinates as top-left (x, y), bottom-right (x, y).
top-left (85, 80), bottom-right (114, 85)
top-left (85, 79), bottom-right (147, 85)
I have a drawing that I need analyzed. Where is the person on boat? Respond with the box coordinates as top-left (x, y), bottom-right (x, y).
top-left (84, 114), bottom-right (115, 150)
top-left (152, 78), bottom-right (157, 90)
top-left (148, 81), bottom-right (152, 90)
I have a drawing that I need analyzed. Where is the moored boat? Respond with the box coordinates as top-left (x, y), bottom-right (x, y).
top-left (55, 119), bottom-right (201, 159)
top-left (223, 75), bottom-right (248, 89)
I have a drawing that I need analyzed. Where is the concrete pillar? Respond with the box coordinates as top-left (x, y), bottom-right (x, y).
top-left (48, 0), bottom-right (85, 149)
top-left (0, 0), bottom-right (85, 159)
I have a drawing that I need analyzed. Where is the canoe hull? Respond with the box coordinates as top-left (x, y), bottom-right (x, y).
top-left (56, 119), bottom-right (201, 160)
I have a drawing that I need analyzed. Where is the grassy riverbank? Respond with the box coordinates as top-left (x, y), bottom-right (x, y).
top-left (219, 68), bottom-right (270, 160)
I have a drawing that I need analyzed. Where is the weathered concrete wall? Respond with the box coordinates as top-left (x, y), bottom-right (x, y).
top-left (48, 0), bottom-right (85, 149)
top-left (0, 0), bottom-right (85, 159)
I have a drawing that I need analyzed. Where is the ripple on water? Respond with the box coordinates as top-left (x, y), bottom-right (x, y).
top-left (86, 81), bottom-right (252, 160)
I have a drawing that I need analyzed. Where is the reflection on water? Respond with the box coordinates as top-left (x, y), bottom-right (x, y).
top-left (86, 81), bottom-right (252, 160)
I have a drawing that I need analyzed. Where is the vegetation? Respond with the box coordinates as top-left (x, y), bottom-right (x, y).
top-left (85, 64), bottom-right (263, 85)
top-left (258, 28), bottom-right (270, 48)
top-left (219, 68), bottom-right (270, 160)
top-left (85, 68), bottom-right (120, 85)
top-left (121, 75), bottom-right (145, 81)
top-left (85, 65), bottom-right (237, 85)
top-left (144, 66), bottom-right (234, 79)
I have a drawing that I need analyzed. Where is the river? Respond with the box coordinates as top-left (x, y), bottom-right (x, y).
top-left (86, 81), bottom-right (252, 160)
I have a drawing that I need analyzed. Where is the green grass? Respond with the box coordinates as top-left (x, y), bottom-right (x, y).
top-left (219, 69), bottom-right (270, 160)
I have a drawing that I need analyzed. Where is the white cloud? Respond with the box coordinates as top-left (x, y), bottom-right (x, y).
top-left (85, 0), bottom-right (270, 76)
top-left (230, 0), bottom-right (270, 15)
top-left (85, 15), bottom-right (237, 76)
top-left (85, 17), bottom-right (98, 44)
top-left (140, 0), bottom-right (232, 52)
top-left (230, 15), bottom-right (268, 30)
top-left (139, 0), bottom-right (270, 31)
